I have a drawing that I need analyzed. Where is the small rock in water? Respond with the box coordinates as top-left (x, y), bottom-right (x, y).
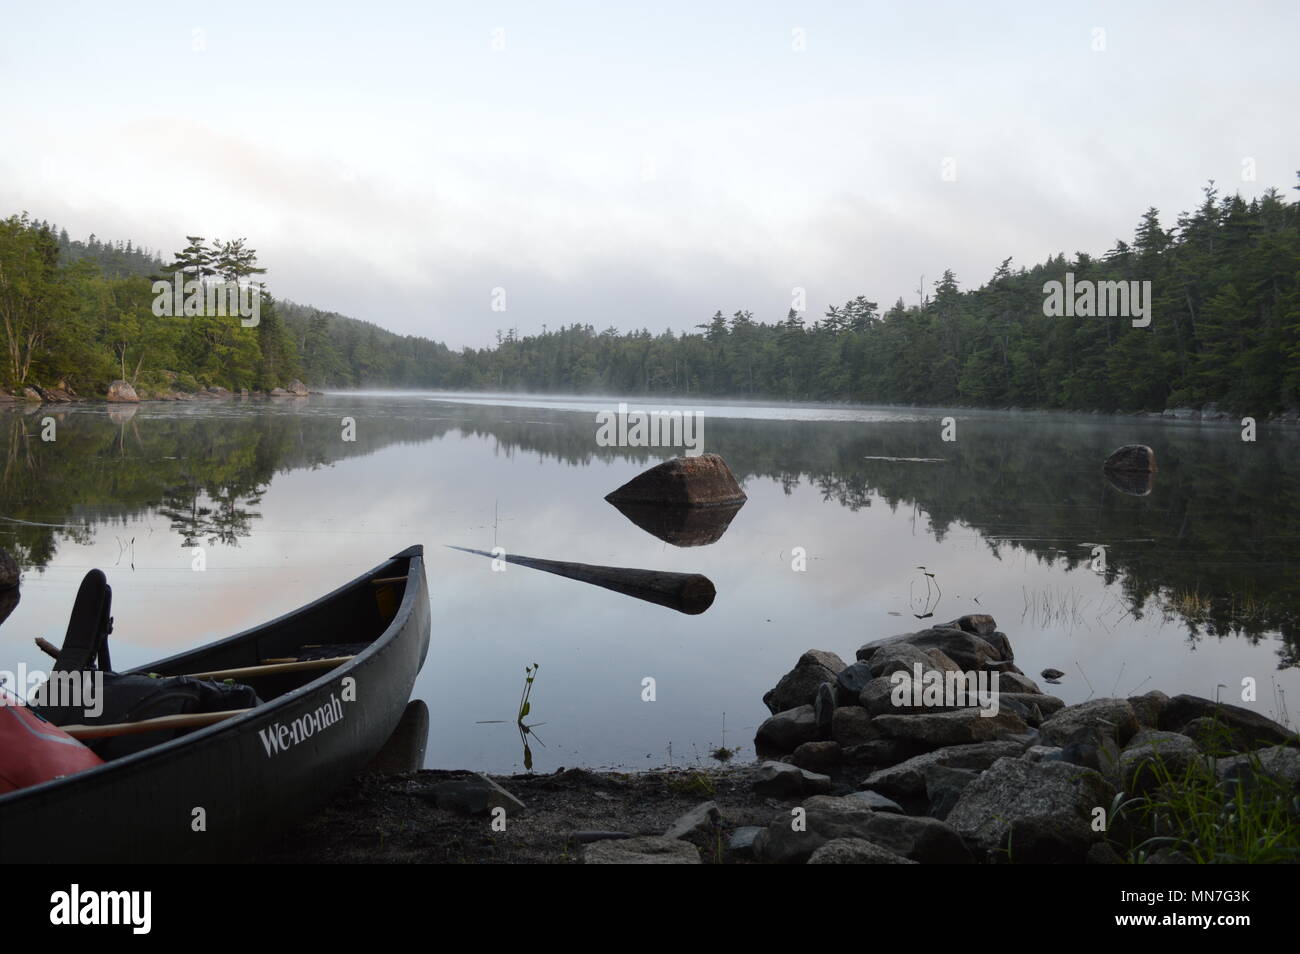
top-left (1040, 668), bottom-right (1065, 682)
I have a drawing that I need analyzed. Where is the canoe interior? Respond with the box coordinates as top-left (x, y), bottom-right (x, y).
top-left (130, 559), bottom-right (411, 712)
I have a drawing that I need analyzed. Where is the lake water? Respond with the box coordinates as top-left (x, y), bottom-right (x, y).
top-left (1, 393), bottom-right (1296, 773)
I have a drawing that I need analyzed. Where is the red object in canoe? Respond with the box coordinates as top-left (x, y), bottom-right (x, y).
top-left (0, 690), bottom-right (103, 793)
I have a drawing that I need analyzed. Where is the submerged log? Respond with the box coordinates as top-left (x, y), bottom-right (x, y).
top-left (605, 453), bottom-right (746, 508)
top-left (448, 546), bottom-right (716, 615)
top-left (607, 500), bottom-right (744, 547)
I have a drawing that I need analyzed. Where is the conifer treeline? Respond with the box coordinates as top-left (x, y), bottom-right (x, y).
top-left (2, 177), bottom-right (1297, 410)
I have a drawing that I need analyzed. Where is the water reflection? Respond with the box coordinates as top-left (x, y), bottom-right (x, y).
top-left (0, 398), bottom-right (1297, 668)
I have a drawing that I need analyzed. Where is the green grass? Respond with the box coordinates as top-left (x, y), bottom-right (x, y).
top-left (1108, 723), bottom-right (1300, 864)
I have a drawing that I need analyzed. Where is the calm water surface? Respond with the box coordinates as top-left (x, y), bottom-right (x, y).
top-left (1, 393), bottom-right (1296, 772)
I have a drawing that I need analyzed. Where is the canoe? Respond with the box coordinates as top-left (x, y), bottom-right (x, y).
top-left (0, 545), bottom-right (430, 863)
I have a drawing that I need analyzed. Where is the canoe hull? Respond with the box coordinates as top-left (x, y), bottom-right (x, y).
top-left (0, 547), bottom-right (430, 863)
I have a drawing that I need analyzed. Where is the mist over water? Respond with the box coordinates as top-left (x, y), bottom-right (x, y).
top-left (1, 393), bottom-right (1295, 773)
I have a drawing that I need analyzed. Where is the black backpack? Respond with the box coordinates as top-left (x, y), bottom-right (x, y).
top-left (34, 569), bottom-right (262, 759)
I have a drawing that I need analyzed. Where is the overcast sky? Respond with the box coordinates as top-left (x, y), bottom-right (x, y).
top-left (2, 1), bottom-right (1296, 349)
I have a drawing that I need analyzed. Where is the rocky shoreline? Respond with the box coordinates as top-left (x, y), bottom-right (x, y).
top-left (0, 377), bottom-right (320, 405)
top-left (267, 614), bottom-right (1298, 864)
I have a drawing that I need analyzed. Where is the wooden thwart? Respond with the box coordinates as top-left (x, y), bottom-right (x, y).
top-left (185, 656), bottom-right (354, 681)
top-left (62, 708), bottom-right (252, 740)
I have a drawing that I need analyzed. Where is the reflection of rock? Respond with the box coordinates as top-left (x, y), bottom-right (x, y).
top-left (0, 548), bottom-right (18, 627)
top-left (0, 587), bottom-right (18, 627)
top-left (0, 548), bottom-right (18, 589)
top-left (105, 380), bottom-right (140, 403)
top-left (1104, 468), bottom-right (1154, 496)
top-left (608, 500), bottom-right (744, 546)
top-left (107, 404), bottom-right (139, 424)
top-left (1103, 444), bottom-right (1156, 495)
top-left (605, 453), bottom-right (746, 507)
top-left (1103, 444), bottom-right (1156, 473)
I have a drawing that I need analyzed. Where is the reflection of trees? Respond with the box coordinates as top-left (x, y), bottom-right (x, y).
top-left (2, 402), bottom-right (1297, 666)
top-left (157, 481), bottom-right (264, 548)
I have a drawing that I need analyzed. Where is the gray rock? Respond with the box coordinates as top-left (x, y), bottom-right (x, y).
top-left (865, 643), bottom-right (940, 679)
top-left (807, 838), bottom-right (917, 864)
top-left (1158, 694), bottom-right (1293, 748)
top-left (841, 738), bottom-right (925, 768)
top-left (728, 826), bottom-right (763, 856)
top-left (813, 682), bottom-right (836, 737)
top-left (983, 631), bottom-right (1016, 662)
top-left (845, 790), bottom-right (905, 813)
top-left (664, 800), bottom-right (721, 840)
top-left (1024, 745), bottom-right (1064, 762)
top-left (946, 757), bottom-right (1115, 859)
top-left (572, 831), bottom-right (632, 844)
top-left (1128, 690), bottom-right (1170, 728)
top-left (1041, 668), bottom-right (1066, 682)
top-left (1002, 816), bottom-right (1094, 863)
top-left (583, 835), bottom-right (701, 864)
top-left (831, 706), bottom-right (879, 748)
top-left (942, 614), bottom-right (998, 636)
top-left (105, 379), bottom-right (140, 403)
top-left (835, 661), bottom-right (876, 704)
top-left (753, 795), bottom-right (972, 864)
top-left (1039, 698), bottom-right (1138, 748)
top-left (1215, 745), bottom-right (1300, 790)
top-left (1178, 716), bottom-right (1249, 754)
top-left (997, 672), bottom-right (1043, 694)
top-left (860, 673), bottom-right (964, 716)
top-left (857, 627), bottom-right (1004, 671)
top-left (752, 760), bottom-right (833, 798)
top-left (860, 740), bottom-right (1026, 799)
top-left (924, 648), bottom-right (962, 673)
top-left (924, 765), bottom-right (979, 820)
top-left (790, 740), bottom-right (842, 773)
top-left (871, 707), bottom-right (1029, 749)
top-left (430, 774), bottom-right (526, 815)
top-left (1002, 692), bottom-right (1065, 717)
top-left (1087, 841), bottom-right (1125, 864)
top-left (763, 650), bottom-right (847, 714)
top-left (1117, 731), bottom-right (1205, 794)
top-left (755, 704), bottom-right (819, 754)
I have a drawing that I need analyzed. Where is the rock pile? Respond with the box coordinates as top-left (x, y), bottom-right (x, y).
top-left (744, 616), bottom-right (1298, 864)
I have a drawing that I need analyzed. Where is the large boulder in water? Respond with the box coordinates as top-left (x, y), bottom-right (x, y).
top-left (286, 379), bottom-right (310, 396)
top-left (1103, 444), bottom-right (1156, 474)
top-left (105, 379), bottom-right (139, 403)
top-left (605, 453), bottom-right (746, 508)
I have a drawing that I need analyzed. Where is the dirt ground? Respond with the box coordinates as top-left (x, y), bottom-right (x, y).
top-left (255, 763), bottom-right (785, 863)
